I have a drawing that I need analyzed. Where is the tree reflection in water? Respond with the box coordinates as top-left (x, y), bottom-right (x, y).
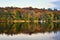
top-left (0, 22), bottom-right (60, 35)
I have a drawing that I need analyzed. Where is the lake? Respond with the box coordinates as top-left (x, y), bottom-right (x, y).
top-left (0, 22), bottom-right (60, 40)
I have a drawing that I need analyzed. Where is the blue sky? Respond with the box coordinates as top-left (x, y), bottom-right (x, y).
top-left (53, 1), bottom-right (60, 10)
top-left (0, 0), bottom-right (60, 10)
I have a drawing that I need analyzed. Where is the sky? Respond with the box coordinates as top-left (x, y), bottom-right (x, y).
top-left (0, 0), bottom-right (60, 10)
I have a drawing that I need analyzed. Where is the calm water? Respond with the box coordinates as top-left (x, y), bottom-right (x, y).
top-left (0, 22), bottom-right (60, 40)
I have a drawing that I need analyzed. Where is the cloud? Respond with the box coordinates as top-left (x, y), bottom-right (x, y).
top-left (0, 0), bottom-right (59, 9)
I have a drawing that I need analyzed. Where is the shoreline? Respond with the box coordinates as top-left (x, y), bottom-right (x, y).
top-left (0, 20), bottom-right (60, 22)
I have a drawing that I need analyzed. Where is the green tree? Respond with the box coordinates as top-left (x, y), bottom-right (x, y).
top-left (53, 12), bottom-right (60, 20)
top-left (16, 10), bottom-right (22, 20)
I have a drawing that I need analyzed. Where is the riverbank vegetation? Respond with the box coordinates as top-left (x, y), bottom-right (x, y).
top-left (0, 7), bottom-right (60, 22)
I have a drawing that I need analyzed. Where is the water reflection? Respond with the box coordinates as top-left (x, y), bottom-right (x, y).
top-left (0, 22), bottom-right (60, 40)
top-left (0, 22), bottom-right (60, 35)
top-left (0, 32), bottom-right (60, 40)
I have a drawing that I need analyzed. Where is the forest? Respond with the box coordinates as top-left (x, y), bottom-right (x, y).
top-left (0, 7), bottom-right (60, 22)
